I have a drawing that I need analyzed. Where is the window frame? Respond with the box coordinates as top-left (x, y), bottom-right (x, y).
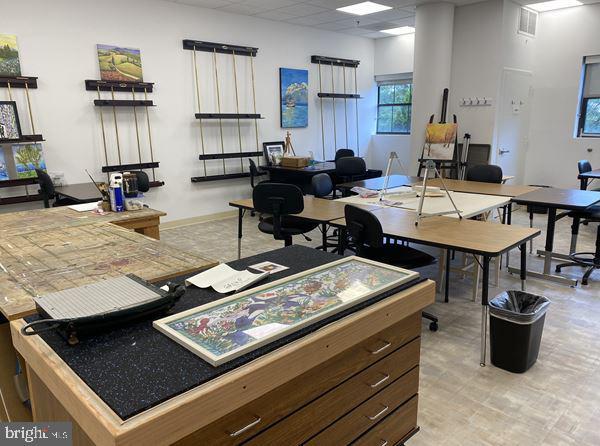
top-left (578, 96), bottom-right (600, 138)
top-left (376, 81), bottom-right (412, 135)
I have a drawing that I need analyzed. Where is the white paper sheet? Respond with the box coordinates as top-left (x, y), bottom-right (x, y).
top-left (185, 263), bottom-right (269, 294)
top-left (68, 202), bottom-right (100, 212)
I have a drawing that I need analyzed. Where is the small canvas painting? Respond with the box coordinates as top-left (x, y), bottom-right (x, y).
top-left (97, 44), bottom-right (143, 82)
top-left (0, 34), bottom-right (21, 77)
top-left (0, 101), bottom-right (21, 140)
top-left (0, 150), bottom-right (9, 181)
top-left (154, 257), bottom-right (418, 366)
top-left (422, 123), bottom-right (457, 160)
top-left (12, 143), bottom-right (46, 178)
top-left (280, 68), bottom-right (308, 128)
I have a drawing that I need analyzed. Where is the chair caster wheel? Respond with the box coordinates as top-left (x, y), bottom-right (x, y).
top-left (429, 322), bottom-right (439, 332)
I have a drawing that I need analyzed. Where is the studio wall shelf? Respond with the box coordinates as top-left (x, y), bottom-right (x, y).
top-left (0, 75), bottom-right (45, 205)
top-left (184, 38), bottom-right (263, 183)
top-left (86, 79), bottom-right (164, 188)
top-left (311, 54), bottom-right (362, 160)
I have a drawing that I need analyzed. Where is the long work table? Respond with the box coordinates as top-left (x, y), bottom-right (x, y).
top-left (11, 245), bottom-right (435, 445)
top-left (329, 207), bottom-right (540, 366)
top-left (0, 206), bottom-right (217, 423)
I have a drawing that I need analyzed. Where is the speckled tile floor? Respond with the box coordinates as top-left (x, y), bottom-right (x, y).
top-left (162, 208), bottom-right (600, 445)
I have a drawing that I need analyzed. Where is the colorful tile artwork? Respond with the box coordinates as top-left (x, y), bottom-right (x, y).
top-left (155, 258), bottom-right (417, 366)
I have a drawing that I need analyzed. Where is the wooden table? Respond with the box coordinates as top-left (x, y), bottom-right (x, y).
top-left (421, 178), bottom-right (539, 198)
top-left (54, 182), bottom-right (102, 203)
top-left (0, 207), bottom-right (217, 423)
top-left (11, 246), bottom-right (435, 445)
top-left (511, 188), bottom-right (600, 285)
top-left (229, 196), bottom-right (379, 259)
top-left (578, 168), bottom-right (600, 190)
top-left (330, 207), bottom-right (540, 366)
top-left (337, 190), bottom-right (511, 219)
top-left (336, 175), bottom-right (420, 193)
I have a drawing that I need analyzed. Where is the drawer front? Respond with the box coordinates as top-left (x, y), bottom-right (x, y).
top-left (248, 338), bottom-right (420, 446)
top-left (306, 367), bottom-right (419, 446)
top-left (351, 395), bottom-right (418, 446)
top-left (174, 313), bottom-right (420, 446)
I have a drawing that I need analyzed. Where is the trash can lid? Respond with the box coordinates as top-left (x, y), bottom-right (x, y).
top-left (489, 290), bottom-right (550, 324)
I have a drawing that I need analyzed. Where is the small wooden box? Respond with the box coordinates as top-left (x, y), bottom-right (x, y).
top-left (281, 156), bottom-right (310, 168)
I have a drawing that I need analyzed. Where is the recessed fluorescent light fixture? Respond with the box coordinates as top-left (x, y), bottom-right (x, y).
top-left (525, 0), bottom-right (582, 12)
top-left (337, 1), bottom-right (393, 16)
top-left (381, 26), bottom-right (415, 35)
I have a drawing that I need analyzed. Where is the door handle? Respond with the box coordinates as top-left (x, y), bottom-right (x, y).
top-left (499, 149), bottom-right (510, 155)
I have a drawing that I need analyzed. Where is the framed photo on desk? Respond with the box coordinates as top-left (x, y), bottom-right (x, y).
top-left (263, 141), bottom-right (284, 166)
top-left (154, 256), bottom-right (419, 366)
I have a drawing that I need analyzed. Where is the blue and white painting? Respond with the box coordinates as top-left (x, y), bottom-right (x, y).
top-left (280, 68), bottom-right (308, 128)
top-left (0, 150), bottom-right (8, 181)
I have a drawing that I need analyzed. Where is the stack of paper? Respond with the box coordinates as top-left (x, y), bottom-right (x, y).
top-left (185, 264), bottom-right (269, 294)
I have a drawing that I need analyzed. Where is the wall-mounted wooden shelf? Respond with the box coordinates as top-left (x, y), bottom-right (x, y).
top-left (0, 178), bottom-right (38, 188)
top-left (198, 151), bottom-right (262, 161)
top-left (182, 39), bottom-right (258, 57)
top-left (195, 113), bottom-right (263, 120)
top-left (101, 162), bottom-right (160, 173)
top-left (311, 55), bottom-right (360, 68)
top-left (0, 134), bottom-right (45, 145)
top-left (191, 171), bottom-right (266, 183)
top-left (317, 93), bottom-right (361, 99)
top-left (94, 100), bottom-right (154, 107)
top-left (85, 80), bottom-right (154, 93)
top-left (0, 76), bottom-right (38, 88)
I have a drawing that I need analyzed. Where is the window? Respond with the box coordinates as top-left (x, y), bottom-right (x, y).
top-left (578, 56), bottom-right (600, 137)
top-left (376, 80), bottom-right (412, 134)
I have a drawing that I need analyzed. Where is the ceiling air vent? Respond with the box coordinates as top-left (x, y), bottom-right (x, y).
top-left (518, 7), bottom-right (537, 37)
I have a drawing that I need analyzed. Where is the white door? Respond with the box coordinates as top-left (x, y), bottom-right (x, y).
top-left (494, 69), bottom-right (533, 183)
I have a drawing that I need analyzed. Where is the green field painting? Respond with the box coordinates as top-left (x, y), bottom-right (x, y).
top-left (96, 44), bottom-right (143, 82)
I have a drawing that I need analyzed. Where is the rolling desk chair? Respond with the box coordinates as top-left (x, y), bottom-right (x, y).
top-left (334, 148), bottom-right (354, 161)
top-left (135, 171), bottom-right (150, 193)
top-left (556, 206), bottom-right (600, 285)
top-left (35, 169), bottom-right (79, 208)
top-left (249, 159), bottom-right (269, 189)
top-left (312, 173), bottom-right (338, 252)
top-left (253, 183), bottom-right (318, 247)
top-left (465, 164), bottom-right (503, 184)
top-left (344, 204), bottom-right (439, 331)
top-left (578, 160), bottom-right (600, 193)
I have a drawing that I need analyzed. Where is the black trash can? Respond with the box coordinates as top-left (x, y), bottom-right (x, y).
top-left (489, 291), bottom-right (550, 373)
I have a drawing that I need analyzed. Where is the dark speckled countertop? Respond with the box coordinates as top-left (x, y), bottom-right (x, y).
top-left (28, 245), bottom-right (422, 420)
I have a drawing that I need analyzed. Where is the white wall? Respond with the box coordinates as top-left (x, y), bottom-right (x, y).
top-left (449, 0), bottom-right (503, 146)
top-left (369, 34), bottom-right (415, 172)
top-left (525, 3), bottom-right (600, 188)
top-left (0, 0), bottom-right (376, 221)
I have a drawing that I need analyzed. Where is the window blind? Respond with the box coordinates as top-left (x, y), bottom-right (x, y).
top-left (583, 56), bottom-right (600, 97)
top-left (375, 73), bottom-right (412, 86)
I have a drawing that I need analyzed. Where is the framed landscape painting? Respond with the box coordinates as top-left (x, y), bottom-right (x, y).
top-left (97, 44), bottom-right (143, 82)
top-left (0, 101), bottom-right (21, 141)
top-left (280, 68), bottom-right (308, 128)
top-left (422, 123), bottom-right (457, 160)
top-left (12, 143), bottom-right (46, 178)
top-left (154, 256), bottom-right (419, 366)
top-left (0, 34), bottom-right (21, 77)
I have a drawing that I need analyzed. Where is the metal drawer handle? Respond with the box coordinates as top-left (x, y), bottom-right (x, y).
top-left (369, 373), bottom-right (390, 388)
top-left (367, 341), bottom-right (391, 355)
top-left (228, 416), bottom-right (262, 437)
top-left (366, 404), bottom-right (389, 421)
top-left (380, 440), bottom-right (388, 446)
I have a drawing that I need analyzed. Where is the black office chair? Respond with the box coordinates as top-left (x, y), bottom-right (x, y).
top-left (253, 183), bottom-right (318, 247)
top-left (135, 171), bottom-right (150, 193)
top-left (556, 206), bottom-right (600, 285)
top-left (465, 164), bottom-right (503, 184)
top-left (35, 169), bottom-right (78, 208)
top-left (311, 173), bottom-right (333, 198)
top-left (334, 148), bottom-right (355, 161)
top-left (578, 160), bottom-right (600, 191)
top-left (249, 159), bottom-right (269, 189)
top-left (344, 204), bottom-right (439, 331)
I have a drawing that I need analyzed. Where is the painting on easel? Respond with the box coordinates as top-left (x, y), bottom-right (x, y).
top-left (0, 34), bottom-right (21, 77)
top-left (423, 123), bottom-right (457, 160)
top-left (280, 68), bottom-right (308, 128)
top-left (97, 44), bottom-right (143, 82)
top-left (12, 143), bottom-right (46, 178)
top-left (0, 150), bottom-right (9, 181)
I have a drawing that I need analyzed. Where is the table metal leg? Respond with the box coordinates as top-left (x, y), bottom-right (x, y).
top-left (338, 228), bottom-right (346, 255)
top-left (529, 210), bottom-right (534, 254)
top-left (480, 256), bottom-right (490, 367)
top-left (237, 208), bottom-right (243, 260)
top-left (520, 243), bottom-right (527, 291)
top-left (505, 203), bottom-right (513, 268)
top-left (445, 249), bottom-right (451, 303)
top-left (543, 207), bottom-right (556, 275)
top-left (580, 177), bottom-right (588, 191)
top-left (321, 223), bottom-right (327, 252)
